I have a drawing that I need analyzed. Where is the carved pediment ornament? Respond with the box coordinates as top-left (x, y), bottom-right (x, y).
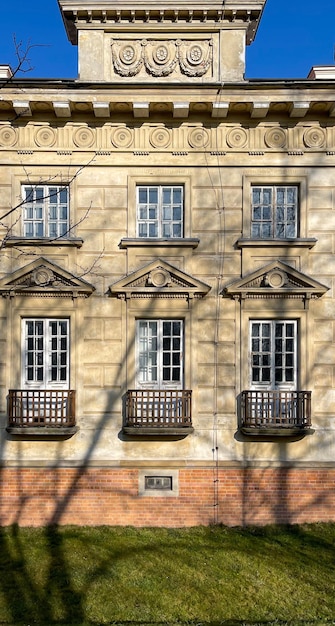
top-left (223, 261), bottom-right (329, 307)
top-left (111, 39), bottom-right (212, 78)
top-left (109, 259), bottom-right (210, 299)
top-left (0, 258), bottom-right (95, 298)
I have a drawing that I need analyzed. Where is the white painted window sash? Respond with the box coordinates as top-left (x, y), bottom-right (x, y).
top-left (22, 185), bottom-right (69, 238)
top-left (22, 318), bottom-right (70, 389)
top-left (136, 185), bottom-right (183, 238)
top-left (251, 185), bottom-right (298, 239)
top-left (136, 320), bottom-right (183, 389)
top-left (250, 320), bottom-right (297, 390)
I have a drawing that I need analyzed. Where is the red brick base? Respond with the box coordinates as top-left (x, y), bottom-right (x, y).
top-left (0, 467), bottom-right (334, 527)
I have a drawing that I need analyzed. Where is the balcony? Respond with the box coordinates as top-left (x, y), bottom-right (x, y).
top-left (6, 389), bottom-right (77, 436)
top-left (123, 389), bottom-right (193, 436)
top-left (240, 390), bottom-right (313, 436)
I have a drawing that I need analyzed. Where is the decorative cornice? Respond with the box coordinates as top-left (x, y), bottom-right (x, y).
top-left (1, 96), bottom-right (335, 121)
top-left (59, 0), bottom-right (266, 44)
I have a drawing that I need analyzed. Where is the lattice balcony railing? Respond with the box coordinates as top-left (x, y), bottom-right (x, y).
top-left (125, 389), bottom-right (192, 429)
top-left (7, 389), bottom-right (76, 428)
top-left (241, 390), bottom-right (312, 430)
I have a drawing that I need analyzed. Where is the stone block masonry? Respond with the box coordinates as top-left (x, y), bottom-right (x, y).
top-left (0, 468), bottom-right (334, 527)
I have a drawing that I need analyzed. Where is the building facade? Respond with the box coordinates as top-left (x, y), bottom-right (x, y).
top-left (0, 0), bottom-right (334, 526)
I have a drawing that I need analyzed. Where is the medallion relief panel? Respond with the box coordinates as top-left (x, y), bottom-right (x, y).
top-left (111, 39), bottom-right (213, 79)
top-left (0, 122), bottom-right (334, 154)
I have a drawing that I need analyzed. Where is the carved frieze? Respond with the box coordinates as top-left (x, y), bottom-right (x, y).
top-left (0, 121), bottom-right (334, 154)
top-left (111, 39), bottom-right (212, 78)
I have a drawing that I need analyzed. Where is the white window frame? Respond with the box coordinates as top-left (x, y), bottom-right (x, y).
top-left (250, 320), bottom-right (297, 391)
top-left (251, 185), bottom-right (298, 239)
top-left (22, 184), bottom-right (69, 238)
top-left (136, 319), bottom-right (184, 389)
top-left (136, 185), bottom-right (184, 238)
top-left (241, 174), bottom-right (310, 242)
top-left (21, 318), bottom-right (70, 390)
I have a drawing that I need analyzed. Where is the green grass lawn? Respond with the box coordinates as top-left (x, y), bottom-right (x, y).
top-left (0, 523), bottom-right (334, 626)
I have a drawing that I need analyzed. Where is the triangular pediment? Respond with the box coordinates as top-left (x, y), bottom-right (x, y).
top-left (223, 261), bottom-right (329, 303)
top-left (0, 258), bottom-right (95, 297)
top-left (109, 259), bottom-right (210, 299)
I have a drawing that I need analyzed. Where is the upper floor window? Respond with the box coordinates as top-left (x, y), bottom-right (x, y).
top-left (136, 185), bottom-right (183, 238)
top-left (251, 185), bottom-right (298, 239)
top-left (22, 185), bottom-right (69, 238)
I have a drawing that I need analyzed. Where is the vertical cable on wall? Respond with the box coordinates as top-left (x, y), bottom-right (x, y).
top-left (202, 80), bottom-right (227, 522)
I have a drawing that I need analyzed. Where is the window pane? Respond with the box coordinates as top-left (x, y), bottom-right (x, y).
top-left (172, 368), bottom-right (180, 381)
top-left (138, 188), bottom-right (147, 203)
top-left (173, 188), bottom-right (182, 203)
top-left (148, 223), bottom-right (158, 237)
top-left (148, 188), bottom-right (158, 203)
top-left (162, 188), bottom-right (171, 204)
top-left (262, 368), bottom-right (271, 382)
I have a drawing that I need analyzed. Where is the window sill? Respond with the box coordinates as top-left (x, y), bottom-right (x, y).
top-left (6, 426), bottom-right (78, 438)
top-left (4, 237), bottom-right (83, 248)
top-left (119, 238), bottom-right (199, 249)
top-left (240, 426), bottom-right (314, 437)
top-left (236, 238), bottom-right (317, 249)
top-left (122, 426), bottom-right (194, 437)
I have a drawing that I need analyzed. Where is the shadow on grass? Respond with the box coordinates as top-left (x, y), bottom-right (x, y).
top-left (0, 524), bottom-right (334, 626)
top-left (0, 525), bottom-right (84, 624)
top-left (0, 614), bottom-right (333, 625)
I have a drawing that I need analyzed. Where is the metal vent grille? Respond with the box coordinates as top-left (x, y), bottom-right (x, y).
top-left (145, 476), bottom-right (172, 490)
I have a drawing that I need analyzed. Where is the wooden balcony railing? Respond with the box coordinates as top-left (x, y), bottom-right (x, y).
top-left (241, 390), bottom-right (312, 433)
top-left (124, 389), bottom-right (192, 434)
top-left (7, 389), bottom-right (76, 430)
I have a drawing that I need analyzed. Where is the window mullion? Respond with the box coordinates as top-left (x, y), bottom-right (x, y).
top-left (158, 186), bottom-right (163, 238)
top-left (45, 191), bottom-right (49, 237)
top-left (157, 320), bottom-right (163, 387)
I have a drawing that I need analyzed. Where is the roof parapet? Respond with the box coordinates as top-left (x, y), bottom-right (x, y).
top-left (308, 66), bottom-right (335, 80)
top-left (0, 65), bottom-right (13, 79)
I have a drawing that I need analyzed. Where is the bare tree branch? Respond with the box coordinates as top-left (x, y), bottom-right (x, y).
top-left (0, 36), bottom-right (47, 87)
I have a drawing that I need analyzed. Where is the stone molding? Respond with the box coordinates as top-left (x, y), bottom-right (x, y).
top-left (59, 1), bottom-right (265, 45)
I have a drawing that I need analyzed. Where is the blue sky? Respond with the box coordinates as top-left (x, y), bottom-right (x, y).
top-left (0, 0), bottom-right (334, 80)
